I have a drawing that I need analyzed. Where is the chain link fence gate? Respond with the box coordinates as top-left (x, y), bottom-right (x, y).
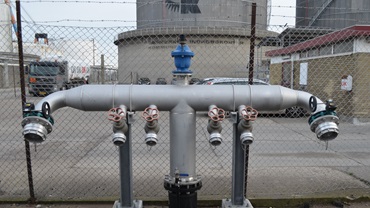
top-left (1, 0), bottom-right (370, 204)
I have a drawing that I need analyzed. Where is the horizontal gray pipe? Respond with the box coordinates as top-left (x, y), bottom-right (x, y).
top-left (34, 85), bottom-right (326, 114)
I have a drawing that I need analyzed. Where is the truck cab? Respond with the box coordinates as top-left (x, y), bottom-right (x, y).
top-left (27, 57), bottom-right (90, 96)
top-left (27, 60), bottom-right (68, 96)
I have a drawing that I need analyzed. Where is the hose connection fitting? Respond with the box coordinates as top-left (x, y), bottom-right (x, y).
top-left (108, 106), bottom-right (128, 146)
top-left (207, 105), bottom-right (225, 146)
top-left (142, 105), bottom-right (160, 146)
top-left (238, 105), bottom-right (258, 146)
top-left (309, 99), bottom-right (339, 141)
top-left (21, 102), bottom-right (54, 143)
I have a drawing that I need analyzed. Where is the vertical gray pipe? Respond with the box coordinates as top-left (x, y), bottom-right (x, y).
top-left (169, 101), bottom-right (196, 177)
top-left (120, 118), bottom-right (133, 207)
top-left (231, 113), bottom-right (245, 205)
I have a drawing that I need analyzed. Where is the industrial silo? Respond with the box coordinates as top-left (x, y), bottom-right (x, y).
top-left (0, 2), bottom-right (13, 52)
top-left (137, 0), bottom-right (269, 30)
top-left (1, 2), bottom-right (39, 89)
top-left (116, 0), bottom-right (276, 84)
top-left (296, 0), bottom-right (370, 29)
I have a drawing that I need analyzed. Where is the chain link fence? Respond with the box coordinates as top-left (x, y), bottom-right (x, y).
top-left (1, 0), bottom-right (370, 204)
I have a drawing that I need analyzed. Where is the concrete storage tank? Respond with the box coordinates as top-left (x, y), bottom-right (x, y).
top-left (116, 0), bottom-right (275, 84)
top-left (296, 0), bottom-right (370, 29)
top-left (137, 0), bottom-right (269, 30)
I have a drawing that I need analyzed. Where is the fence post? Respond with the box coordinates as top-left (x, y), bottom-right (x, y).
top-left (101, 54), bottom-right (105, 84)
top-left (16, 0), bottom-right (36, 203)
top-left (231, 113), bottom-right (245, 205)
top-left (245, 2), bottom-right (256, 197)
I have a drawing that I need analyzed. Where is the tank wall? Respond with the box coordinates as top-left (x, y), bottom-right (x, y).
top-left (0, 4), bottom-right (13, 52)
top-left (116, 35), bottom-right (262, 84)
top-left (296, 0), bottom-right (370, 29)
top-left (137, 0), bottom-right (268, 30)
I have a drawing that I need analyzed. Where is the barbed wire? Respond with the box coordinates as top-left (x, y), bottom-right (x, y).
top-left (23, 19), bottom-right (136, 24)
top-left (21, 0), bottom-right (136, 3)
top-left (18, 1), bottom-right (370, 12)
top-left (12, 1), bottom-right (370, 29)
top-left (20, 16), bottom-right (366, 28)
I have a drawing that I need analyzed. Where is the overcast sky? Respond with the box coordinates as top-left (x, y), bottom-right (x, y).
top-left (14, 0), bottom-right (296, 29)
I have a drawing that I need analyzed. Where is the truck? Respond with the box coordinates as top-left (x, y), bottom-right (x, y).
top-left (27, 56), bottom-right (90, 96)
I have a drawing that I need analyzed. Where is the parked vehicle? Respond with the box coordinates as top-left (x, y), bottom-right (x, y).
top-left (156, 78), bottom-right (167, 85)
top-left (189, 77), bottom-right (201, 85)
top-left (138, 77), bottom-right (151, 85)
top-left (198, 77), bottom-right (269, 85)
top-left (197, 77), bottom-right (308, 117)
top-left (27, 56), bottom-right (90, 96)
top-left (171, 78), bottom-right (177, 85)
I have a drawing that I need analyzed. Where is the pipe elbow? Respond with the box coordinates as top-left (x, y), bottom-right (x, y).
top-left (34, 90), bottom-right (67, 113)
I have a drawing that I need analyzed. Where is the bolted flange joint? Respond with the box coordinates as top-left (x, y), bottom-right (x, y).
top-left (22, 102), bottom-right (54, 144)
top-left (308, 100), bottom-right (339, 141)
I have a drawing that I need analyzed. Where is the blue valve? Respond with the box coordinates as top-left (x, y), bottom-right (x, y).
top-left (172, 35), bottom-right (194, 75)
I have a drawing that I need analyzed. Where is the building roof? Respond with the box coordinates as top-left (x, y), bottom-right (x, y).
top-left (257, 27), bottom-right (334, 48)
top-left (278, 27), bottom-right (334, 47)
top-left (266, 25), bottom-right (370, 57)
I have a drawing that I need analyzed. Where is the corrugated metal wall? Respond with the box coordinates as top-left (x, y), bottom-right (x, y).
top-left (296, 0), bottom-right (370, 29)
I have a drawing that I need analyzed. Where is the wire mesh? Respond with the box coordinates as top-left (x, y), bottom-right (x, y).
top-left (1, 0), bottom-right (370, 203)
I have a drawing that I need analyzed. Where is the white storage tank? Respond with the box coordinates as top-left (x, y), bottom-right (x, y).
top-left (0, 2), bottom-right (13, 52)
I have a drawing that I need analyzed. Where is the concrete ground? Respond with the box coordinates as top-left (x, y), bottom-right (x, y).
top-left (1, 89), bottom-right (370, 208)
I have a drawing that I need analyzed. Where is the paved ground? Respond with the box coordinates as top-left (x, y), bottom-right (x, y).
top-left (1, 88), bottom-right (370, 207)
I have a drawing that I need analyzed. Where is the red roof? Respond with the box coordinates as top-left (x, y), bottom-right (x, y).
top-left (265, 25), bottom-right (370, 57)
